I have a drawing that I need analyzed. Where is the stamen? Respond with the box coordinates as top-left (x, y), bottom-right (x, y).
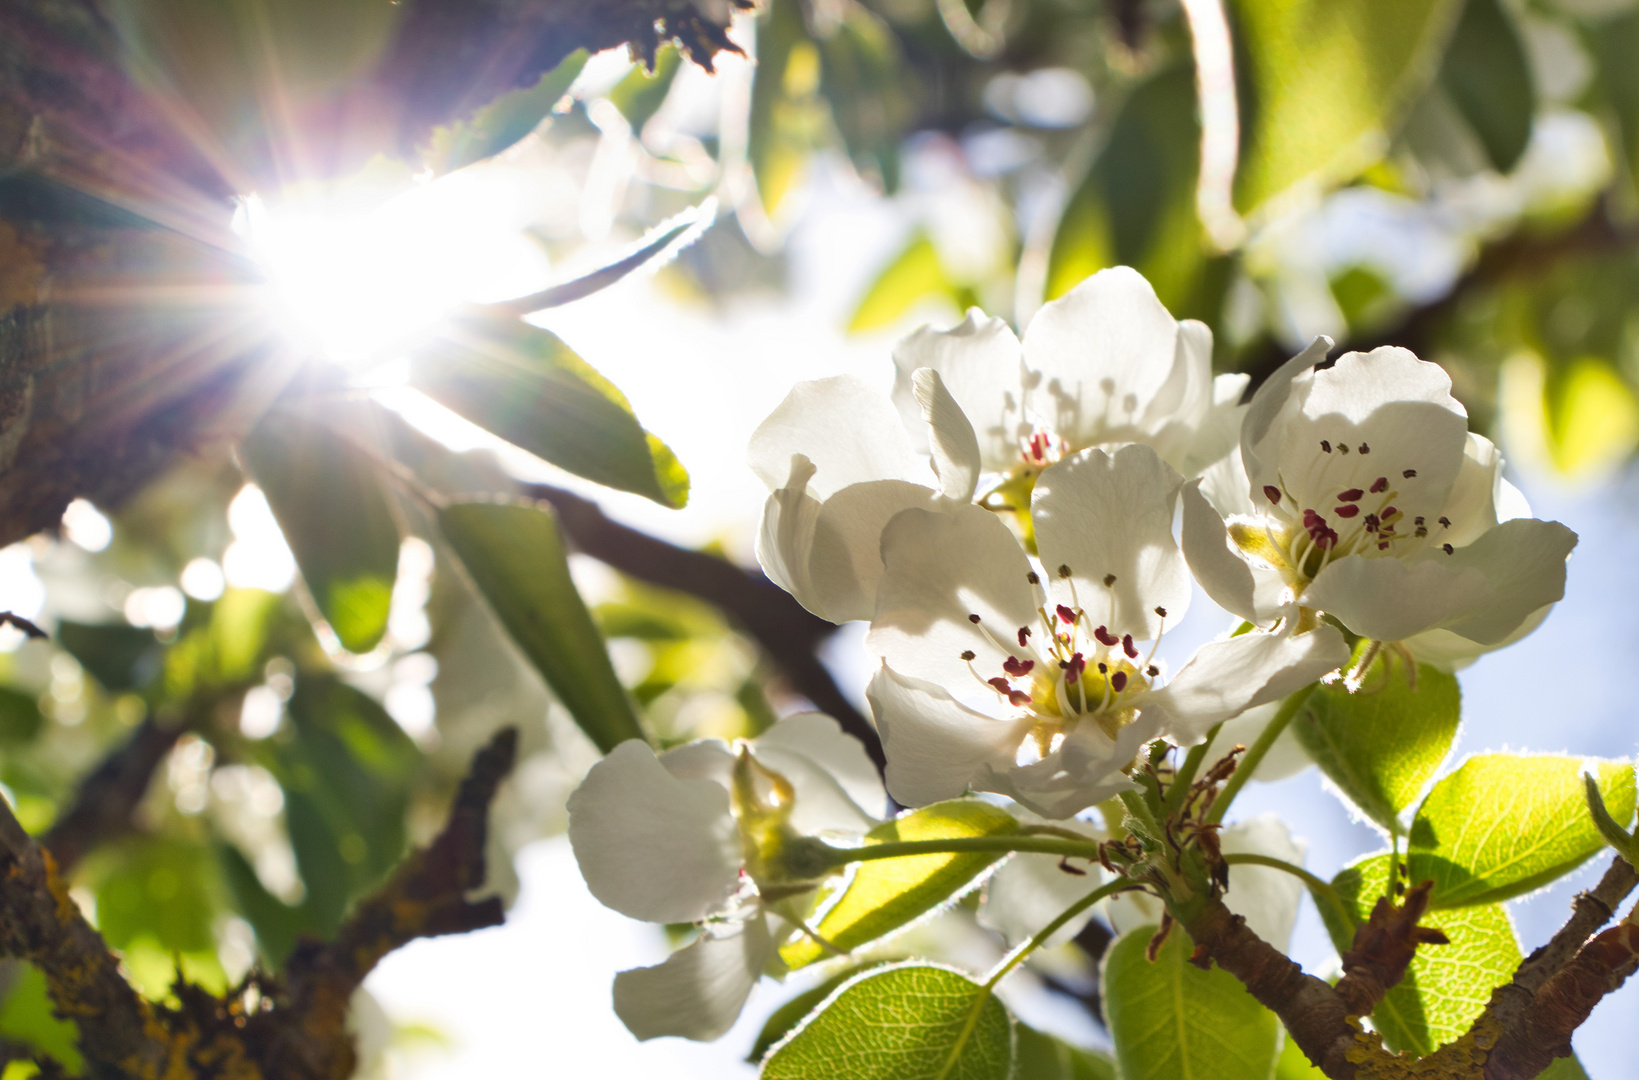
top-left (1154, 606), bottom-right (1167, 618)
top-left (1381, 506), bottom-right (1398, 521)
top-left (1096, 662), bottom-right (1108, 674)
top-left (1337, 488), bottom-right (1364, 502)
top-left (1415, 526), bottom-right (1428, 537)
top-left (1057, 604), bottom-right (1079, 625)
top-left (1338, 444), bottom-right (1351, 455)
top-left (1017, 626), bottom-right (1032, 648)
top-left (1438, 517), bottom-right (1451, 528)
top-left (1093, 625), bottom-right (1118, 646)
top-left (1403, 469), bottom-right (1417, 478)
top-left (1060, 653), bottom-right (1086, 685)
top-left (1057, 564), bottom-right (1072, 579)
top-left (1370, 477), bottom-right (1388, 493)
top-left (1335, 505), bottom-right (1360, 519)
top-left (1263, 485), bottom-right (1282, 504)
top-left (1442, 543), bottom-right (1454, 554)
top-left (1103, 573), bottom-right (1117, 587)
top-left (1026, 572), bottom-right (1040, 585)
top-left (1359, 443), bottom-right (1370, 454)
top-left (1111, 671), bottom-right (1128, 692)
top-left (960, 650), bottom-right (976, 661)
top-left (1146, 664), bottom-right (1159, 677)
top-left (1122, 634), bottom-right (1139, 659)
top-left (1320, 440), bottom-right (1332, 453)
top-left (1003, 656), bottom-right (1034, 677)
top-left (969, 613), bottom-right (982, 624)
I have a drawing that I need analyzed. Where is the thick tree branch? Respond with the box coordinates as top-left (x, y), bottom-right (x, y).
top-left (519, 481), bottom-right (887, 770)
top-left (1484, 921), bottom-right (1639, 1080)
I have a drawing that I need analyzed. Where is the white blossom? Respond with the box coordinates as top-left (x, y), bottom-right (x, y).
top-left (566, 715), bottom-right (885, 1041)
top-left (865, 444), bottom-right (1347, 819)
top-left (1183, 340), bottom-right (1577, 664)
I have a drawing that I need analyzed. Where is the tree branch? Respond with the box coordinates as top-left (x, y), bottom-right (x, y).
top-left (519, 481), bottom-right (886, 770)
top-left (40, 715), bottom-right (182, 875)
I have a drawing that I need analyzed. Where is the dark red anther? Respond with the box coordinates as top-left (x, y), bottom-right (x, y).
top-left (1381, 506), bottom-right (1398, 521)
top-left (1122, 634), bottom-right (1139, 659)
top-left (1371, 477), bottom-right (1388, 493)
top-left (1334, 504), bottom-right (1360, 518)
top-left (1056, 604), bottom-right (1078, 625)
top-left (1378, 541), bottom-right (1390, 550)
top-left (1337, 488), bottom-right (1364, 502)
top-left (1302, 508), bottom-right (1324, 528)
top-left (969, 613), bottom-right (982, 624)
top-left (1320, 440), bottom-right (1332, 453)
top-left (1007, 690), bottom-right (1033, 707)
top-left (1363, 513), bottom-right (1380, 532)
top-left (1403, 469), bottom-right (1417, 478)
top-left (1017, 627), bottom-right (1032, 647)
top-left (1060, 652), bottom-right (1087, 685)
top-left (1314, 528), bottom-right (1338, 550)
top-left (1003, 656), bottom-right (1035, 677)
top-left (1263, 485), bottom-right (1282, 505)
top-left (1093, 625), bottom-right (1119, 647)
top-left (988, 677), bottom-right (1013, 696)
top-left (1111, 671), bottom-right (1128, 692)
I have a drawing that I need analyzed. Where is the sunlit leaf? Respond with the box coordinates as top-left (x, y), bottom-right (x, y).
top-left (217, 841), bottom-right (306, 967)
top-left (1545, 358), bottom-right (1639, 479)
top-left (1406, 755), bottom-right (1636, 907)
top-left (241, 412), bottom-right (401, 654)
top-left (412, 313), bottom-right (688, 508)
top-left (609, 46), bottom-right (680, 134)
top-left (1102, 924), bottom-right (1280, 1080)
top-left (760, 963), bottom-right (1012, 1080)
top-left (1228, 0), bottom-right (1462, 214)
top-left (848, 234), bottom-right (963, 334)
top-left (423, 49), bottom-right (588, 174)
top-left (1291, 646), bottom-right (1460, 833)
top-left (779, 800), bottom-right (1018, 970)
top-left (1328, 855), bottom-right (1516, 1054)
top-left (87, 837), bottom-right (222, 954)
top-left (1437, 0), bottom-right (1534, 172)
top-left (0, 963), bottom-right (84, 1073)
top-left (437, 500), bottom-right (645, 753)
top-left (1275, 1031), bottom-right (1327, 1079)
top-left (749, 0), bottom-right (827, 218)
top-left (750, 963), bottom-right (887, 1063)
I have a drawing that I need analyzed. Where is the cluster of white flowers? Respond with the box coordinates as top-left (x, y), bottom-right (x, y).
top-left (567, 266), bottom-right (1575, 1043)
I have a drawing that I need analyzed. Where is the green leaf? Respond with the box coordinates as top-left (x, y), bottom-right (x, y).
top-left (0, 963), bottom-right (84, 1073)
top-left (847, 234), bottom-right (964, 334)
top-left (217, 842), bottom-right (306, 967)
top-left (87, 837), bottom-right (222, 954)
top-left (1047, 64), bottom-right (1222, 317)
top-left (1014, 1026), bottom-right (1116, 1080)
top-left (1588, 12), bottom-right (1639, 199)
top-left (815, 2), bottom-right (912, 192)
top-left (749, 0), bottom-right (827, 217)
top-left (1228, 0), bottom-right (1463, 213)
top-left (1329, 855), bottom-right (1518, 1054)
top-left (437, 500), bottom-right (645, 753)
top-left (1437, 0), bottom-right (1534, 172)
top-left (1407, 756), bottom-right (1637, 907)
top-left (750, 963), bottom-right (887, 1063)
top-left (241, 411), bottom-right (401, 654)
top-left (1102, 923), bottom-right (1281, 1080)
top-left (760, 963), bottom-right (1012, 1080)
top-left (423, 49), bottom-right (588, 174)
top-left (1291, 648), bottom-right (1460, 833)
top-left (779, 800), bottom-right (1018, 970)
top-left (1539, 1056), bottom-right (1593, 1080)
top-left (609, 46), bottom-right (680, 133)
top-left (1275, 1031), bottom-right (1327, 1079)
top-left (412, 313), bottom-right (688, 508)
top-left (0, 686), bottom-right (43, 745)
top-left (56, 620), bottom-right (162, 692)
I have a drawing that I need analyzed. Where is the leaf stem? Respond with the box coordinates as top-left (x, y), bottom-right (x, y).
top-left (1164, 722), bottom-right (1223, 815)
top-left (816, 835), bottom-right (1104, 868)
top-left (1222, 852), bottom-right (1356, 933)
top-left (1205, 685), bottom-right (1317, 826)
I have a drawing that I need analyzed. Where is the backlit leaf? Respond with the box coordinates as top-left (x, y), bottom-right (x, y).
top-left (779, 800), bottom-right (1018, 970)
top-left (1437, 0), bottom-right (1534, 172)
top-left (412, 313), bottom-right (688, 508)
top-left (0, 964), bottom-right (83, 1073)
top-left (848, 235), bottom-right (963, 334)
top-left (438, 500), bottom-right (645, 753)
top-left (760, 963), bottom-right (1012, 1080)
top-left (609, 46), bottom-right (680, 134)
top-left (1292, 647), bottom-right (1460, 832)
top-left (1102, 923), bottom-right (1280, 1080)
top-left (1275, 1031), bottom-right (1327, 1079)
top-left (241, 411), bottom-right (401, 654)
top-left (1407, 756), bottom-right (1636, 907)
top-left (423, 50), bottom-right (588, 174)
top-left (1228, 0), bottom-right (1462, 214)
top-left (1014, 1025), bottom-right (1116, 1080)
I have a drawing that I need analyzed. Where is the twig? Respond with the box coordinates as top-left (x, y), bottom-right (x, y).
top-left (41, 716), bottom-right (183, 875)
top-left (519, 481), bottom-right (886, 770)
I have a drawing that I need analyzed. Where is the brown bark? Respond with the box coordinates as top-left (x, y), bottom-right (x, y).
top-left (1334, 880), bottom-right (1450, 1017)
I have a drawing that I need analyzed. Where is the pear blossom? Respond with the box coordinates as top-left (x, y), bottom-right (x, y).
top-left (1182, 340), bottom-right (1577, 663)
top-left (749, 266), bottom-right (1249, 624)
top-left (566, 714), bottom-right (885, 1041)
top-left (864, 443), bottom-right (1348, 819)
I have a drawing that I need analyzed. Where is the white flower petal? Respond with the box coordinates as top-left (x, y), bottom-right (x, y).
top-left (1303, 553), bottom-right (1490, 644)
top-left (869, 503), bottom-right (1039, 692)
top-left (1220, 816), bottom-right (1306, 952)
top-left (867, 665), bottom-right (1033, 808)
top-left (808, 479), bottom-right (940, 623)
top-left (1438, 518), bottom-right (1577, 645)
top-left (914, 368), bottom-right (982, 502)
top-left (659, 738), bottom-right (734, 787)
top-left (1141, 318), bottom-right (1215, 437)
top-left (749, 376), bottom-right (922, 497)
top-left (1241, 336), bottom-right (1331, 495)
top-left (1215, 701), bottom-right (1312, 782)
top-left (1436, 432), bottom-right (1504, 547)
top-left (979, 816), bottom-right (1105, 948)
top-left (612, 916), bottom-right (775, 1041)
top-left (1022, 267), bottom-right (1183, 445)
top-left (753, 713), bottom-right (887, 833)
top-left (1402, 601), bottom-right (1552, 672)
top-left (1144, 625), bottom-right (1349, 743)
top-left (1032, 445), bottom-right (1190, 641)
top-left (1180, 480), bottom-right (1265, 625)
top-left (756, 456), bottom-right (827, 618)
top-left (892, 310), bottom-right (1027, 471)
top-left (567, 741), bottom-right (743, 924)
top-left (979, 713), bottom-right (1156, 818)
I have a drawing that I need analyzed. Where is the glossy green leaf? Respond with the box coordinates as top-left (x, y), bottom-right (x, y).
top-left (241, 412), bottom-right (401, 654)
top-left (848, 235), bottom-right (965, 334)
top-left (1291, 648), bottom-right (1460, 832)
top-left (1014, 1025), bottom-right (1116, 1080)
top-left (1328, 855), bottom-right (1517, 1054)
top-left (760, 963), bottom-right (1012, 1080)
top-left (780, 800), bottom-right (1018, 970)
top-left (1102, 923), bottom-right (1280, 1080)
top-left (1047, 64), bottom-right (1220, 316)
top-left (438, 500), bottom-right (644, 753)
top-left (423, 49), bottom-right (588, 174)
top-left (412, 313), bottom-right (688, 508)
top-left (609, 46), bottom-right (680, 133)
top-left (1437, 0), bottom-right (1534, 172)
top-left (0, 963), bottom-right (84, 1073)
top-left (1407, 756), bottom-right (1637, 907)
top-left (1228, 0), bottom-right (1462, 213)
top-left (1275, 1031), bottom-right (1327, 1079)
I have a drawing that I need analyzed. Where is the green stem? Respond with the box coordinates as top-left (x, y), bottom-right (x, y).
top-left (1205, 685), bottom-right (1317, 826)
top-left (1163, 722), bottom-right (1223, 815)
top-left (1223, 852), bottom-right (1356, 934)
top-left (934, 879), bottom-right (1127, 1080)
top-left (816, 835), bottom-right (1104, 868)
